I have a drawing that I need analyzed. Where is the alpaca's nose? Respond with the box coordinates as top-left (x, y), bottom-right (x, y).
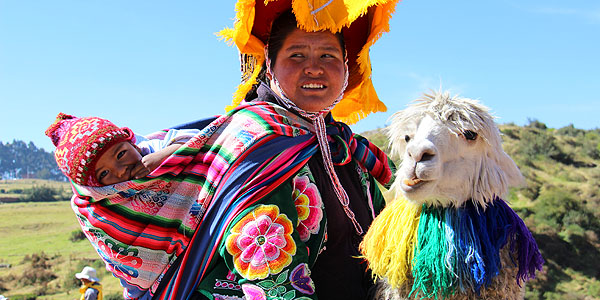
top-left (407, 142), bottom-right (437, 163)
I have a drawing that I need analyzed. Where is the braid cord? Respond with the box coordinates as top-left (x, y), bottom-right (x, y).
top-left (267, 63), bottom-right (366, 235)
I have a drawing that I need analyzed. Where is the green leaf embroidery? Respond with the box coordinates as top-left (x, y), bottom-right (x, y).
top-left (282, 290), bottom-right (296, 300)
top-left (276, 286), bottom-right (286, 294)
top-left (257, 280), bottom-right (276, 289)
top-left (276, 270), bottom-right (289, 285)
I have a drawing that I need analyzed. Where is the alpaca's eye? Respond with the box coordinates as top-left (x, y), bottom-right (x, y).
top-left (463, 130), bottom-right (478, 140)
top-left (404, 135), bottom-right (411, 142)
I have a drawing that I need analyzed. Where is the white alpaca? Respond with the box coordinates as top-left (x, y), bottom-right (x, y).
top-left (361, 91), bottom-right (543, 300)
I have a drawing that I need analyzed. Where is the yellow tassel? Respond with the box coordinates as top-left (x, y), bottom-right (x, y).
top-left (360, 196), bottom-right (421, 288)
top-left (293, 0), bottom-right (349, 32)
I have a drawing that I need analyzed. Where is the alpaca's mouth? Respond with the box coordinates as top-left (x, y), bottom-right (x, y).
top-left (404, 178), bottom-right (423, 187)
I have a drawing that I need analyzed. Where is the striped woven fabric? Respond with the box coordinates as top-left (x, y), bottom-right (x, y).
top-left (71, 101), bottom-right (392, 300)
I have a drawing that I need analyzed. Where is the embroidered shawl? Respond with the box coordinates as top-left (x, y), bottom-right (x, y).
top-left (71, 101), bottom-right (392, 300)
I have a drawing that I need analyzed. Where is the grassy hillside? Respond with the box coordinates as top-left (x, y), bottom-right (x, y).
top-left (363, 121), bottom-right (600, 299)
top-left (0, 192), bottom-right (123, 298)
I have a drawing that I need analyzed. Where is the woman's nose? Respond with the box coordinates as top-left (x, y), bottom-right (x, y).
top-left (304, 58), bottom-right (323, 75)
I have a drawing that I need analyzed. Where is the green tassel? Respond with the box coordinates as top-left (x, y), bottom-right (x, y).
top-left (411, 205), bottom-right (455, 299)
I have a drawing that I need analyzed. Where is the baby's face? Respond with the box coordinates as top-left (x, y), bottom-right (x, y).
top-left (94, 141), bottom-right (148, 185)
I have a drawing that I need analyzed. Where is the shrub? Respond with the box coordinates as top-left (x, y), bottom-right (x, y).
top-left (517, 128), bottom-right (563, 163)
top-left (19, 252), bottom-right (58, 286)
top-left (20, 185), bottom-right (63, 202)
top-left (556, 124), bottom-right (585, 137)
top-left (20, 266), bottom-right (57, 286)
top-left (532, 187), bottom-right (600, 239)
top-left (500, 128), bottom-right (519, 139)
top-left (526, 118), bottom-right (548, 130)
top-left (69, 230), bottom-right (86, 242)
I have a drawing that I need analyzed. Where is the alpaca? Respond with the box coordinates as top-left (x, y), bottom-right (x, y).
top-left (361, 91), bottom-right (544, 300)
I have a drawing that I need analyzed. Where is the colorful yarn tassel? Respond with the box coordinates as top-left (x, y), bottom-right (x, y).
top-left (411, 205), bottom-right (454, 299)
top-left (452, 207), bottom-right (485, 292)
top-left (495, 198), bottom-right (544, 285)
top-left (359, 198), bottom-right (421, 288)
top-left (363, 197), bottom-right (543, 299)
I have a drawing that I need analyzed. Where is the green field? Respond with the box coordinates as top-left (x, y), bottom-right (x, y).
top-left (0, 179), bottom-right (71, 201)
top-left (0, 200), bottom-right (123, 299)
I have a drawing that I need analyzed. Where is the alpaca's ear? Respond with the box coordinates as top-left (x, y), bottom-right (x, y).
top-left (473, 149), bottom-right (524, 206)
top-left (496, 150), bottom-right (525, 188)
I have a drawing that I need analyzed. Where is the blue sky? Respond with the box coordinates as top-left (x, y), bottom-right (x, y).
top-left (1, 0), bottom-right (599, 152)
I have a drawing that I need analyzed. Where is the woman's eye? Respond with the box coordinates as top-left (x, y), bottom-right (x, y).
top-left (463, 130), bottom-right (478, 140)
top-left (117, 150), bottom-right (126, 159)
top-left (99, 170), bottom-right (108, 180)
top-left (404, 135), bottom-right (411, 142)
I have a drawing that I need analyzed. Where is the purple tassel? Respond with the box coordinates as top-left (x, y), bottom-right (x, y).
top-left (495, 198), bottom-right (545, 285)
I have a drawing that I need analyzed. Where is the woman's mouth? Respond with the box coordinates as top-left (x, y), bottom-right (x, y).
top-left (301, 83), bottom-right (326, 89)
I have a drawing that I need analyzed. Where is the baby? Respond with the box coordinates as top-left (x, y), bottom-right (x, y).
top-left (45, 112), bottom-right (198, 186)
top-left (45, 112), bottom-right (202, 297)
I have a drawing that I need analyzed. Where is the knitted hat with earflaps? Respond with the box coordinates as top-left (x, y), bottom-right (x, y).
top-left (45, 113), bottom-right (134, 186)
top-left (219, 0), bottom-right (400, 124)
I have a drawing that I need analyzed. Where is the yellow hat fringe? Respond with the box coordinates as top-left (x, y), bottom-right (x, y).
top-left (220, 0), bottom-right (400, 124)
top-left (360, 197), bottom-right (421, 288)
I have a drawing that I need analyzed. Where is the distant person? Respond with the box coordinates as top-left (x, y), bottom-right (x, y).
top-left (75, 266), bottom-right (103, 300)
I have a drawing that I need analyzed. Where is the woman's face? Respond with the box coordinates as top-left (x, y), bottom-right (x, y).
top-left (269, 28), bottom-right (346, 112)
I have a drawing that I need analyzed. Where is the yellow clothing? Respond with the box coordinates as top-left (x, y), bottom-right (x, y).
top-left (79, 281), bottom-right (103, 300)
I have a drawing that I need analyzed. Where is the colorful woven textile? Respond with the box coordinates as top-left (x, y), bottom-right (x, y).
top-left (71, 100), bottom-right (392, 299)
top-left (361, 197), bottom-right (544, 298)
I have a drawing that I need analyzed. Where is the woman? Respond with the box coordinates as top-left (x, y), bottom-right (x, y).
top-left (66, 1), bottom-right (398, 299)
top-left (195, 13), bottom-right (386, 300)
top-left (155, 1), bottom-right (399, 299)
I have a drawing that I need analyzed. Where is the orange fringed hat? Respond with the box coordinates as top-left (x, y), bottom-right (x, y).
top-left (219, 0), bottom-right (400, 124)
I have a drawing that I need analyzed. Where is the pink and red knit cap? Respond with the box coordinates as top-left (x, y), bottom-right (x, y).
top-left (45, 113), bottom-right (134, 186)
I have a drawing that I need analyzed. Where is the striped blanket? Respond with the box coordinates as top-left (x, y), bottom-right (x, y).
top-left (71, 101), bottom-right (392, 299)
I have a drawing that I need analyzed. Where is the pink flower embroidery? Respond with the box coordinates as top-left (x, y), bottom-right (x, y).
top-left (293, 175), bottom-right (323, 242)
top-left (241, 284), bottom-right (266, 300)
top-left (226, 205), bottom-right (296, 280)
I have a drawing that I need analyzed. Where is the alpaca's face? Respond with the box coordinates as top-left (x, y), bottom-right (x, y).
top-left (387, 92), bottom-right (524, 208)
top-left (394, 115), bottom-right (486, 207)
